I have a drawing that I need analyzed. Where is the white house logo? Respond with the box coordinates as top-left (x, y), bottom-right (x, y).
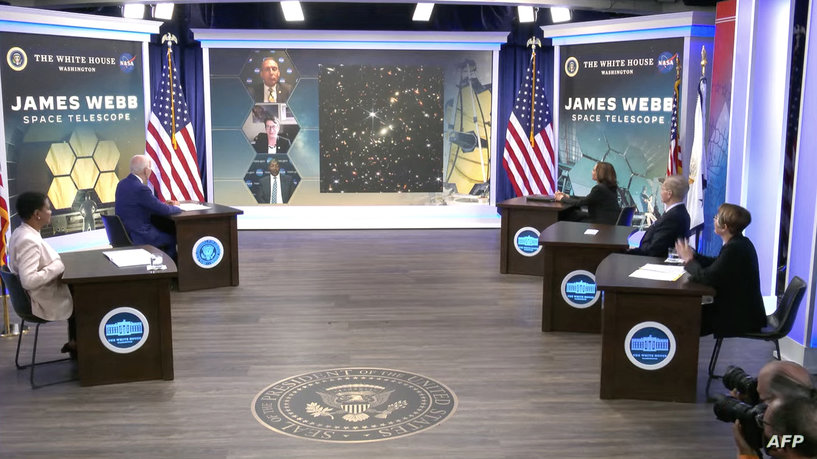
top-left (98, 307), bottom-right (149, 354)
top-left (6, 47), bottom-right (27, 71)
top-left (560, 270), bottom-right (600, 308)
top-left (564, 56), bottom-right (579, 77)
top-left (514, 227), bottom-right (541, 257)
top-left (192, 236), bottom-right (224, 269)
top-left (119, 53), bottom-right (136, 73)
top-left (657, 52), bottom-right (677, 74)
top-left (252, 367), bottom-right (457, 443)
top-left (624, 321), bottom-right (676, 370)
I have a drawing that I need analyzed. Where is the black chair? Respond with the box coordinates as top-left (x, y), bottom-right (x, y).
top-left (706, 276), bottom-right (807, 386)
top-left (0, 266), bottom-right (73, 388)
top-left (615, 206), bottom-right (636, 226)
top-left (101, 214), bottom-right (133, 247)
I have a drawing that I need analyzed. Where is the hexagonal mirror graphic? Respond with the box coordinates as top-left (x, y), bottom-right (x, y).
top-left (93, 140), bottom-right (120, 172)
top-left (45, 142), bottom-right (76, 177)
top-left (244, 154), bottom-right (301, 204)
top-left (71, 157), bottom-right (100, 190)
top-left (69, 127), bottom-right (98, 158)
top-left (48, 176), bottom-right (78, 210)
top-left (241, 50), bottom-right (300, 105)
top-left (243, 104), bottom-right (300, 155)
top-left (95, 171), bottom-right (119, 204)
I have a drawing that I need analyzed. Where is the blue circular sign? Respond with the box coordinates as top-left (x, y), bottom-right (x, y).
top-left (624, 321), bottom-right (677, 370)
top-left (192, 236), bottom-right (224, 269)
top-left (98, 307), bottom-right (149, 354)
top-left (657, 52), bottom-right (676, 73)
top-left (514, 227), bottom-right (541, 257)
top-left (119, 53), bottom-right (136, 73)
top-left (560, 270), bottom-right (600, 308)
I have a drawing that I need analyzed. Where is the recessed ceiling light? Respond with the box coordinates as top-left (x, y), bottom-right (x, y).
top-left (123, 4), bottom-right (145, 19)
top-left (550, 7), bottom-right (572, 23)
top-left (153, 3), bottom-right (175, 20)
top-left (281, 1), bottom-right (305, 22)
top-left (517, 6), bottom-right (535, 24)
top-left (413, 3), bottom-right (435, 22)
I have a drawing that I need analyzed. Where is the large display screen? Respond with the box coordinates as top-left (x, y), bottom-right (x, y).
top-left (0, 32), bottom-right (145, 237)
top-left (208, 48), bottom-right (493, 206)
top-left (558, 38), bottom-right (684, 218)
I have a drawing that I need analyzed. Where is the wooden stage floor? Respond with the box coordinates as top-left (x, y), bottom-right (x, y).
top-left (0, 229), bottom-right (776, 458)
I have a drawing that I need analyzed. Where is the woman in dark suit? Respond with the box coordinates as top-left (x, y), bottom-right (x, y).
top-left (675, 203), bottom-right (767, 337)
top-left (554, 161), bottom-right (621, 224)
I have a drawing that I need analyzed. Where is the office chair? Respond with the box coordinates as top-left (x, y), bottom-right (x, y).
top-left (705, 276), bottom-right (807, 395)
top-left (101, 214), bottom-right (134, 247)
top-left (0, 266), bottom-right (73, 388)
top-left (615, 206), bottom-right (637, 226)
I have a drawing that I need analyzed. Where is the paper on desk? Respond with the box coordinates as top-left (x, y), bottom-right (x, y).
top-left (178, 203), bottom-right (210, 211)
top-left (104, 248), bottom-right (153, 267)
top-left (629, 263), bottom-right (686, 281)
top-left (584, 229), bottom-right (599, 235)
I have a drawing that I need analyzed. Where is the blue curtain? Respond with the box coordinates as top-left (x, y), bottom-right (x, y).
top-left (495, 27), bottom-right (554, 204)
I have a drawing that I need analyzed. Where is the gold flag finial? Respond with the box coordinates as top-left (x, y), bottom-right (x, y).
top-left (161, 33), bottom-right (178, 46)
top-left (700, 46), bottom-right (707, 76)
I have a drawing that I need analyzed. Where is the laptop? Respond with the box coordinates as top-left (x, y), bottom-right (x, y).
top-left (526, 194), bottom-right (556, 202)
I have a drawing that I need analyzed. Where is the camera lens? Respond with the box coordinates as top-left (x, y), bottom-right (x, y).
top-left (713, 394), bottom-right (767, 451)
top-left (723, 366), bottom-right (760, 405)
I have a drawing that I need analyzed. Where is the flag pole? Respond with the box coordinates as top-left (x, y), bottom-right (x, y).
top-left (526, 37), bottom-right (541, 143)
top-left (162, 33), bottom-right (179, 151)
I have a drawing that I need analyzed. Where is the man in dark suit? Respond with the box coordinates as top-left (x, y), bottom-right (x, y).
top-left (115, 155), bottom-right (182, 258)
top-left (257, 159), bottom-right (294, 204)
top-left (629, 175), bottom-right (690, 257)
top-left (252, 57), bottom-right (293, 103)
top-left (253, 116), bottom-right (291, 154)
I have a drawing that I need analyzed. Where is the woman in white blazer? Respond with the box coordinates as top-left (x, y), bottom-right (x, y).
top-left (8, 191), bottom-right (75, 351)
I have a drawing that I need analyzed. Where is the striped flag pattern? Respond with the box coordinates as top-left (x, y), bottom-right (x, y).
top-left (145, 41), bottom-right (204, 202)
top-left (0, 172), bottom-right (9, 266)
top-left (502, 48), bottom-right (556, 197)
top-left (667, 67), bottom-right (682, 176)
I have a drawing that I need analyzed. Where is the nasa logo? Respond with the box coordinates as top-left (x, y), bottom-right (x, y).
top-left (192, 236), bottom-right (224, 269)
top-left (657, 52), bottom-right (677, 74)
top-left (560, 270), bottom-right (600, 308)
top-left (98, 307), bottom-right (149, 354)
top-left (119, 53), bottom-right (136, 73)
top-left (252, 368), bottom-right (457, 443)
top-left (514, 227), bottom-right (541, 257)
top-left (624, 321), bottom-right (676, 370)
top-left (6, 47), bottom-right (27, 72)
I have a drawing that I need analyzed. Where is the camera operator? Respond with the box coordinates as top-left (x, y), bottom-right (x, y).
top-left (729, 361), bottom-right (815, 458)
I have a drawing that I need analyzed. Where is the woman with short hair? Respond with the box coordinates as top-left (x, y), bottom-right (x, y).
top-left (675, 203), bottom-right (767, 336)
top-left (8, 191), bottom-right (75, 353)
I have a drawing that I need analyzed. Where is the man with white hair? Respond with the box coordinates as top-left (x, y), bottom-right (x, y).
top-left (114, 155), bottom-right (182, 259)
top-left (628, 175), bottom-right (691, 257)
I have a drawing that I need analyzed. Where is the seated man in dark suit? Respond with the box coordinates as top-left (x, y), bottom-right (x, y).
top-left (115, 155), bottom-right (182, 259)
top-left (253, 116), bottom-right (291, 154)
top-left (256, 159), bottom-right (294, 204)
top-left (629, 175), bottom-right (690, 257)
top-left (252, 57), bottom-right (293, 103)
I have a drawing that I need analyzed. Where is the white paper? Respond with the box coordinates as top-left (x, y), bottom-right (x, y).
top-left (103, 248), bottom-right (153, 267)
top-left (178, 203), bottom-right (210, 211)
top-left (584, 229), bottom-right (599, 235)
top-left (628, 263), bottom-right (686, 281)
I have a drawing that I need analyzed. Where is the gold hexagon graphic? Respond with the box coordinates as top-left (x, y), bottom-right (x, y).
top-left (71, 157), bottom-right (100, 190)
top-left (69, 127), bottom-right (98, 158)
top-left (94, 140), bottom-right (121, 172)
top-left (95, 172), bottom-right (119, 204)
top-left (48, 176), bottom-right (78, 210)
top-left (45, 142), bottom-right (76, 176)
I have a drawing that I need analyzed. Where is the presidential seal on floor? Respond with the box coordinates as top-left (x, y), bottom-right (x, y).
top-left (252, 367), bottom-right (457, 443)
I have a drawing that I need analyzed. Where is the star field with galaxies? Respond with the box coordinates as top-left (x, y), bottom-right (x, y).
top-left (319, 65), bottom-right (444, 193)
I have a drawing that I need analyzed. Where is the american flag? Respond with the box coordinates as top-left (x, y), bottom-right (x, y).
top-left (502, 46), bottom-right (556, 197)
top-left (145, 40), bottom-right (204, 202)
top-left (666, 67), bottom-right (682, 176)
top-left (0, 172), bottom-right (8, 266)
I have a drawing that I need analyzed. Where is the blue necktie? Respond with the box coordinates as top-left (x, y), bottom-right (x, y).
top-left (271, 176), bottom-right (278, 204)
